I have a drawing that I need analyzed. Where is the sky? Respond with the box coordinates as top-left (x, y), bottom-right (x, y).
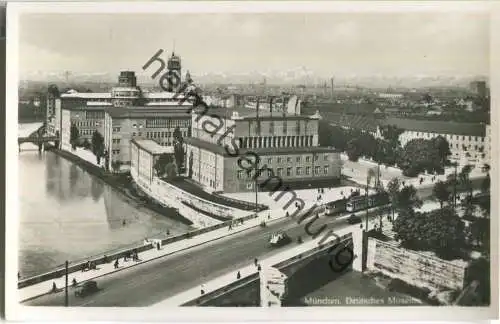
top-left (18, 12), bottom-right (490, 80)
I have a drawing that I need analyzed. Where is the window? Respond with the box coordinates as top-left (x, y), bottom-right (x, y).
top-left (314, 155), bottom-right (319, 161)
top-left (247, 183), bottom-right (253, 190)
top-left (237, 170), bottom-right (244, 179)
top-left (277, 168), bottom-right (283, 177)
top-left (324, 166), bottom-right (329, 174)
top-left (267, 158), bottom-right (272, 164)
top-left (287, 157), bottom-right (292, 163)
top-left (324, 155), bottom-right (328, 161)
top-left (296, 167), bottom-right (302, 175)
top-left (462, 136), bottom-right (465, 140)
top-left (315, 166), bottom-right (320, 175)
top-left (287, 167), bottom-right (292, 176)
top-left (277, 157), bottom-right (283, 163)
top-left (306, 156), bottom-right (311, 162)
top-left (283, 121), bottom-right (287, 134)
top-left (269, 121), bottom-right (274, 133)
top-left (306, 167), bottom-right (311, 175)
top-left (296, 156), bottom-right (301, 162)
top-left (469, 136), bottom-right (471, 141)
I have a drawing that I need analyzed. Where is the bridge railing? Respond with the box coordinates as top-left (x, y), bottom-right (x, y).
top-left (180, 233), bottom-right (354, 306)
top-left (18, 212), bottom-right (260, 289)
top-left (181, 273), bottom-right (260, 306)
top-left (272, 233), bottom-right (352, 270)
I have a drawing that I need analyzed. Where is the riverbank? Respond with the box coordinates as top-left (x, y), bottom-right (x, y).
top-left (47, 146), bottom-right (194, 226)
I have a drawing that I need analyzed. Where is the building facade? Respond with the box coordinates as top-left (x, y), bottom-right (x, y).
top-left (130, 139), bottom-right (175, 189)
top-left (185, 108), bottom-right (342, 193)
top-left (379, 118), bottom-right (490, 168)
top-left (103, 107), bottom-right (191, 171)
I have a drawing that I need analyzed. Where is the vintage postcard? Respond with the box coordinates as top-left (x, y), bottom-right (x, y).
top-left (5, 1), bottom-right (499, 322)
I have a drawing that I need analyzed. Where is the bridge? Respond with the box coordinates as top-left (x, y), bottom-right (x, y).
top-left (18, 123), bottom-right (59, 151)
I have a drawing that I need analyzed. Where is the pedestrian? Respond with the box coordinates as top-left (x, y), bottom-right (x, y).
top-left (268, 212), bottom-right (271, 219)
top-left (114, 259), bottom-right (119, 269)
top-left (17, 272), bottom-right (20, 280)
top-left (122, 219), bottom-right (126, 226)
top-left (166, 229), bottom-right (170, 236)
top-left (156, 242), bottom-right (161, 250)
top-left (201, 285), bottom-right (205, 295)
top-left (286, 211), bottom-right (289, 217)
top-left (254, 258), bottom-right (258, 266)
top-left (257, 264), bottom-right (262, 272)
top-left (237, 271), bottom-right (241, 279)
top-left (52, 282), bottom-right (57, 292)
top-left (72, 278), bottom-right (77, 287)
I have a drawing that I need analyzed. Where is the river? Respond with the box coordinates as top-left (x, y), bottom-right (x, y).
top-left (18, 145), bottom-right (193, 278)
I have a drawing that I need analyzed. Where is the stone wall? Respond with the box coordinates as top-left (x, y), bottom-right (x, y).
top-left (366, 238), bottom-right (469, 291)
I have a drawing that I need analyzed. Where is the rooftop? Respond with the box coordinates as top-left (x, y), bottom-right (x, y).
top-left (192, 106), bottom-right (319, 121)
top-left (106, 106), bottom-right (192, 119)
top-left (323, 112), bottom-right (380, 133)
top-left (383, 117), bottom-right (487, 137)
top-left (131, 139), bottom-right (174, 155)
top-left (185, 137), bottom-right (339, 157)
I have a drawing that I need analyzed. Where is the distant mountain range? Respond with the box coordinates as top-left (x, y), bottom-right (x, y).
top-left (20, 69), bottom-right (488, 90)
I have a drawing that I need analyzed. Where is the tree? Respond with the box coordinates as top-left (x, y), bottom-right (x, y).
top-left (393, 207), bottom-right (466, 259)
top-left (91, 131), bottom-right (105, 164)
top-left (425, 207), bottom-right (466, 259)
top-left (459, 164), bottom-right (474, 199)
top-left (346, 139), bottom-right (361, 162)
top-left (70, 123), bottom-right (80, 150)
top-left (172, 127), bottom-right (185, 174)
top-left (173, 126), bottom-right (183, 144)
top-left (387, 177), bottom-right (400, 220)
top-left (432, 181), bottom-right (451, 208)
top-left (396, 185), bottom-right (422, 212)
top-left (398, 138), bottom-right (447, 177)
top-left (431, 136), bottom-right (451, 166)
top-left (379, 124), bottom-right (404, 147)
top-left (154, 153), bottom-right (177, 178)
top-left (188, 151), bottom-right (194, 178)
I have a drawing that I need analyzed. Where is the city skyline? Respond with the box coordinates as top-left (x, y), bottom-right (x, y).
top-left (19, 12), bottom-right (489, 83)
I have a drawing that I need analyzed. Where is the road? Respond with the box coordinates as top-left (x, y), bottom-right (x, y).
top-left (24, 180), bottom-right (484, 307)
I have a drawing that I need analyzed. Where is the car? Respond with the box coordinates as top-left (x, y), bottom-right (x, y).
top-left (347, 214), bottom-right (362, 225)
top-left (269, 232), bottom-right (292, 247)
top-left (74, 280), bottom-right (99, 297)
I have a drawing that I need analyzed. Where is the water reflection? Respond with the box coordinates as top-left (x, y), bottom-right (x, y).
top-left (19, 150), bottom-right (192, 278)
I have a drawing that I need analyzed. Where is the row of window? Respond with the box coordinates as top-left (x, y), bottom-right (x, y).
top-left (251, 120), bottom-right (310, 134)
top-left (86, 111), bottom-right (105, 119)
top-left (112, 139), bottom-right (121, 145)
top-left (80, 129), bottom-right (94, 136)
top-left (131, 131), bottom-right (188, 139)
top-left (452, 144), bottom-right (485, 151)
top-left (265, 155), bottom-right (328, 164)
top-left (411, 131), bottom-right (485, 143)
top-left (237, 165), bottom-right (329, 179)
top-left (113, 127), bottom-right (121, 133)
top-left (75, 121), bottom-right (100, 128)
top-left (145, 119), bottom-right (190, 128)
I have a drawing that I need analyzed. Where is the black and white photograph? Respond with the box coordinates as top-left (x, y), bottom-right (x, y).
top-left (5, 1), bottom-right (498, 321)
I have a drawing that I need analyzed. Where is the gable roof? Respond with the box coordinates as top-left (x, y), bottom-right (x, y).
top-left (383, 117), bottom-right (486, 137)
